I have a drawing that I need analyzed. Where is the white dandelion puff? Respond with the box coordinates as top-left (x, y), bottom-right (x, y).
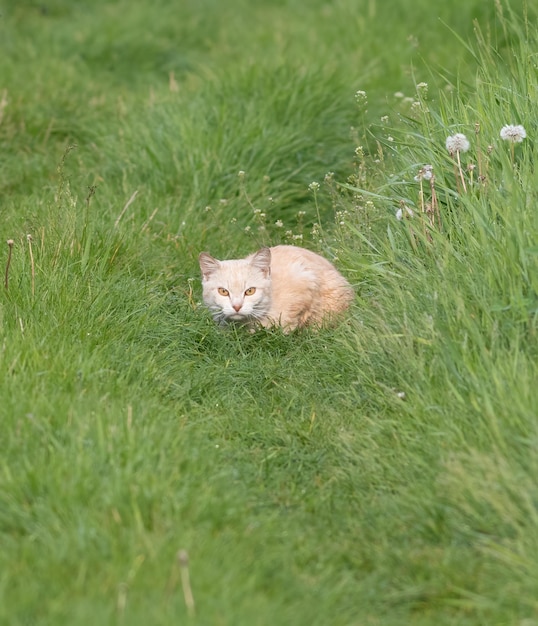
top-left (414, 164), bottom-right (433, 182)
top-left (445, 133), bottom-right (470, 153)
top-left (500, 124), bottom-right (526, 143)
top-left (446, 135), bottom-right (470, 192)
top-left (396, 206), bottom-right (414, 221)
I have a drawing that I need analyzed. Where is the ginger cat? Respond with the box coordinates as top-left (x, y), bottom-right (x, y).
top-left (199, 245), bottom-right (353, 331)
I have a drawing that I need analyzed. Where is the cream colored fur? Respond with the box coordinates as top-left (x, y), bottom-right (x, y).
top-left (199, 245), bottom-right (353, 331)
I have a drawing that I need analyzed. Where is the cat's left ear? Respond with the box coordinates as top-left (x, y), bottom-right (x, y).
top-left (251, 247), bottom-right (271, 277)
top-left (199, 252), bottom-right (220, 279)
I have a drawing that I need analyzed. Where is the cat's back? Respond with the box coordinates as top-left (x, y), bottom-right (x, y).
top-left (267, 245), bottom-right (353, 324)
top-left (269, 245), bottom-right (348, 285)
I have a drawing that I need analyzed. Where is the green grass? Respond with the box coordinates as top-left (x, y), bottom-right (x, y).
top-left (1, 0), bottom-right (537, 624)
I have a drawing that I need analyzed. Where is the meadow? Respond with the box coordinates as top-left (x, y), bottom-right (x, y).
top-left (1, 0), bottom-right (537, 624)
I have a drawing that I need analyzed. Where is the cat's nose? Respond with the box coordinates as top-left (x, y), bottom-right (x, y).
top-left (232, 303), bottom-right (242, 312)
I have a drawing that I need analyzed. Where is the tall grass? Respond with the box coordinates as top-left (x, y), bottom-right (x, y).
top-left (1, 0), bottom-right (537, 624)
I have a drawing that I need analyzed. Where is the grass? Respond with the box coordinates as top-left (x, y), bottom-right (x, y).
top-left (1, 0), bottom-right (537, 624)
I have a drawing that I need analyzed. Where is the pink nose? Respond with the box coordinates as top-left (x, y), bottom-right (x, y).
top-left (233, 303), bottom-right (242, 312)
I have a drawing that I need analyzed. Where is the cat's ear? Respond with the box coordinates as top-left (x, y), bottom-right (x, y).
top-left (199, 252), bottom-right (220, 279)
top-left (251, 247), bottom-right (271, 277)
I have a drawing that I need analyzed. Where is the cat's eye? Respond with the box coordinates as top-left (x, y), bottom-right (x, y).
top-left (218, 287), bottom-right (229, 296)
top-left (244, 287), bottom-right (256, 296)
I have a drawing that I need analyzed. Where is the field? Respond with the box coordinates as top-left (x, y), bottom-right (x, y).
top-left (1, 0), bottom-right (537, 624)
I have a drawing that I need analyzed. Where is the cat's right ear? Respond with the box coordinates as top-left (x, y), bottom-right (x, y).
top-left (199, 252), bottom-right (220, 279)
top-left (251, 247), bottom-right (271, 277)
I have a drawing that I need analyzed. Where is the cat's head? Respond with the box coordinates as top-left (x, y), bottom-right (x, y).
top-left (199, 248), bottom-right (272, 325)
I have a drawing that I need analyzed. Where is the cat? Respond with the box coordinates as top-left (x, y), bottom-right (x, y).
top-left (199, 244), bottom-right (353, 331)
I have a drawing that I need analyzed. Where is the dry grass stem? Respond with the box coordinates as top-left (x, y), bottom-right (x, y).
top-left (27, 235), bottom-right (35, 298)
top-left (177, 549), bottom-right (195, 617)
top-left (4, 239), bottom-right (14, 289)
top-left (114, 190), bottom-right (139, 228)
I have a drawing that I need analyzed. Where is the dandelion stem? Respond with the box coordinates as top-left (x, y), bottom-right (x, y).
top-left (418, 181), bottom-right (428, 240)
top-left (456, 150), bottom-right (467, 193)
top-left (4, 239), bottom-right (14, 290)
top-left (430, 175), bottom-right (441, 231)
top-left (475, 123), bottom-right (483, 180)
top-left (452, 158), bottom-right (461, 194)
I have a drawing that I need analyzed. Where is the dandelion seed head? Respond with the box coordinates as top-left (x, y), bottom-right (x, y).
top-left (396, 206), bottom-right (414, 221)
top-left (445, 133), bottom-right (470, 153)
top-left (414, 164), bottom-right (433, 182)
top-left (500, 124), bottom-right (526, 143)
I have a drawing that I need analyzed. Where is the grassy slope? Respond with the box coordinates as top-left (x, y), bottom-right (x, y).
top-left (1, 1), bottom-right (537, 624)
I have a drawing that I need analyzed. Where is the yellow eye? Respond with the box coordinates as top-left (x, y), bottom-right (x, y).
top-left (218, 287), bottom-right (229, 296)
top-left (244, 287), bottom-right (256, 296)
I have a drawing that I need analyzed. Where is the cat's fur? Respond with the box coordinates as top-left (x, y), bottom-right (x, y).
top-left (199, 245), bottom-right (353, 331)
